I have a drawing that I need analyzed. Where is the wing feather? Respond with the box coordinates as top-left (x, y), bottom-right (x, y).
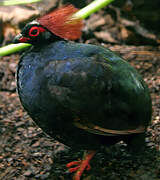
top-left (73, 120), bottom-right (145, 136)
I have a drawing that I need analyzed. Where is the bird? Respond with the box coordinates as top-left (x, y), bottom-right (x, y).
top-left (13, 5), bottom-right (152, 180)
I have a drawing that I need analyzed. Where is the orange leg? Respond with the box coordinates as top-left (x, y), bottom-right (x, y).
top-left (66, 150), bottom-right (96, 180)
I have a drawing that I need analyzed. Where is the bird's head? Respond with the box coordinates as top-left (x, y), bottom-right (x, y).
top-left (13, 21), bottom-right (60, 45)
top-left (13, 5), bottom-right (83, 45)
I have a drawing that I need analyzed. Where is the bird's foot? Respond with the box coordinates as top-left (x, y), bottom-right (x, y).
top-left (66, 160), bottom-right (91, 173)
top-left (66, 150), bottom-right (96, 180)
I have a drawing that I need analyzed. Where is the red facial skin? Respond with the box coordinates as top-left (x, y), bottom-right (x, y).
top-left (29, 26), bottom-right (46, 37)
top-left (19, 26), bottom-right (46, 43)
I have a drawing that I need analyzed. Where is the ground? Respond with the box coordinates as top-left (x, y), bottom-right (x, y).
top-left (0, 1), bottom-right (160, 180)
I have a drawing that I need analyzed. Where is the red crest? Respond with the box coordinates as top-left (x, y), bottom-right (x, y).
top-left (38, 5), bottom-right (83, 40)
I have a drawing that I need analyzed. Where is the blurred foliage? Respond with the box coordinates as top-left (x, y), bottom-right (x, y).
top-left (0, 0), bottom-right (42, 6)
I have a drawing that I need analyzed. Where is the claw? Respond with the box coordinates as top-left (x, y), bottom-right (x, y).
top-left (67, 160), bottom-right (81, 173)
top-left (66, 160), bottom-right (91, 173)
top-left (66, 150), bottom-right (96, 180)
top-left (68, 165), bottom-right (80, 173)
top-left (67, 160), bottom-right (81, 168)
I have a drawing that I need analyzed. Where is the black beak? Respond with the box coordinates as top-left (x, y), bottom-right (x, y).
top-left (13, 34), bottom-right (23, 43)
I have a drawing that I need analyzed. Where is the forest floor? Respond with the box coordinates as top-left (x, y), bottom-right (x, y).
top-left (0, 1), bottom-right (160, 180)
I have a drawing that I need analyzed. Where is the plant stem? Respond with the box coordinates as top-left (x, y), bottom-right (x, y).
top-left (0, 0), bottom-right (41, 6)
top-left (0, 43), bottom-right (32, 56)
top-left (72, 0), bottom-right (114, 19)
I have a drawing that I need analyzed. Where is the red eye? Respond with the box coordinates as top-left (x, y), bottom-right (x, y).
top-left (29, 26), bottom-right (45, 37)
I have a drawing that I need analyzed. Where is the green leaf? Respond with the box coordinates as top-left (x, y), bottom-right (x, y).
top-left (0, 0), bottom-right (42, 6)
top-left (0, 43), bottom-right (32, 56)
top-left (73, 0), bottom-right (114, 19)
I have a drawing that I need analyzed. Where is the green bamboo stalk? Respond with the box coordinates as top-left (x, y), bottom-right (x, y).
top-left (0, 43), bottom-right (32, 56)
top-left (0, 0), bottom-right (115, 57)
top-left (0, 0), bottom-right (41, 6)
top-left (72, 0), bottom-right (114, 19)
